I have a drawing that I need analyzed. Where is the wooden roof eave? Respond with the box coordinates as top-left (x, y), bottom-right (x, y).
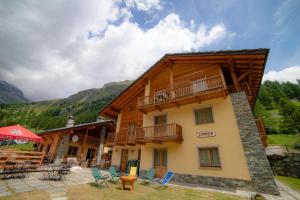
top-left (99, 49), bottom-right (269, 116)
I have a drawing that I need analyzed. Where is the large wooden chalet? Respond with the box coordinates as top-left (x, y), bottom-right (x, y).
top-left (99, 49), bottom-right (278, 195)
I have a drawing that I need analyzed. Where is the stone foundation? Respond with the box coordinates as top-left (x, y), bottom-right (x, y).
top-left (172, 173), bottom-right (252, 191)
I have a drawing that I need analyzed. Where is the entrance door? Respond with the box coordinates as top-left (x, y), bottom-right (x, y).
top-left (153, 148), bottom-right (167, 178)
top-left (120, 149), bottom-right (129, 173)
top-left (86, 148), bottom-right (96, 160)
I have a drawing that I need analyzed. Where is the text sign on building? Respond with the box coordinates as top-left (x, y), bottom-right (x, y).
top-left (196, 131), bottom-right (216, 138)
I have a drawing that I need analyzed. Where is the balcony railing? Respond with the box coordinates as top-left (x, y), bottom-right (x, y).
top-left (135, 123), bottom-right (182, 143)
top-left (115, 130), bottom-right (128, 145)
top-left (255, 118), bottom-right (267, 147)
top-left (228, 82), bottom-right (252, 97)
top-left (138, 75), bottom-right (225, 110)
top-left (106, 132), bottom-right (116, 146)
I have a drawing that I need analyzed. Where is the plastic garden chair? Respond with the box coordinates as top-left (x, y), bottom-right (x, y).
top-left (129, 166), bottom-right (137, 176)
top-left (155, 171), bottom-right (174, 187)
top-left (109, 166), bottom-right (121, 183)
top-left (91, 167), bottom-right (109, 187)
top-left (141, 168), bottom-right (155, 184)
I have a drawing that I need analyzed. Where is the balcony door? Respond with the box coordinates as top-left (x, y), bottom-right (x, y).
top-left (154, 115), bottom-right (167, 138)
top-left (153, 148), bottom-right (167, 178)
top-left (128, 123), bottom-right (136, 142)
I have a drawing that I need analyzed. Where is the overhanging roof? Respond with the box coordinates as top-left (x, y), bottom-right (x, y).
top-left (39, 120), bottom-right (115, 135)
top-left (99, 48), bottom-right (269, 119)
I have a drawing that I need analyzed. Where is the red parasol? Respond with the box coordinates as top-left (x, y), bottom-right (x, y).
top-left (0, 125), bottom-right (43, 143)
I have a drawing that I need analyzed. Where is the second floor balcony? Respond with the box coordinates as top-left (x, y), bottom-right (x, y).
top-left (138, 74), bottom-right (227, 113)
top-left (105, 123), bottom-right (183, 146)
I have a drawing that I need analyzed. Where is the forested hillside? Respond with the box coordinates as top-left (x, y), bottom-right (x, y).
top-left (0, 79), bottom-right (299, 136)
top-left (254, 80), bottom-right (300, 135)
top-left (0, 81), bottom-right (131, 131)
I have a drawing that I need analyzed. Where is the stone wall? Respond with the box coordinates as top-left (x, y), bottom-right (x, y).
top-left (268, 152), bottom-right (300, 178)
top-left (230, 91), bottom-right (279, 195)
top-left (54, 133), bottom-right (69, 164)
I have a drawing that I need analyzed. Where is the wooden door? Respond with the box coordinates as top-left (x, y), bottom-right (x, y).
top-left (153, 149), bottom-right (167, 178)
top-left (120, 149), bottom-right (128, 173)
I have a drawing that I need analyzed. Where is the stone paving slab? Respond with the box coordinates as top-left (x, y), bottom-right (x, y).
top-left (0, 191), bottom-right (12, 196)
top-left (0, 167), bottom-right (93, 198)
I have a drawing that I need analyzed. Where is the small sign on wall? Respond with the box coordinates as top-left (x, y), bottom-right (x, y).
top-left (196, 131), bottom-right (216, 138)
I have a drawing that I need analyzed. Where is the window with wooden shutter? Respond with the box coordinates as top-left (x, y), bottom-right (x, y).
top-left (198, 147), bottom-right (221, 168)
top-left (194, 107), bottom-right (214, 125)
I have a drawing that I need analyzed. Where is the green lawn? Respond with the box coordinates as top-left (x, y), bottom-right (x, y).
top-left (276, 176), bottom-right (300, 192)
top-left (0, 183), bottom-right (247, 200)
top-left (268, 134), bottom-right (300, 149)
top-left (0, 142), bottom-right (34, 151)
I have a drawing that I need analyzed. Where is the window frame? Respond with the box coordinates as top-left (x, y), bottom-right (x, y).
top-left (197, 145), bottom-right (222, 169)
top-left (67, 146), bottom-right (79, 156)
top-left (153, 114), bottom-right (167, 126)
top-left (193, 106), bottom-right (214, 125)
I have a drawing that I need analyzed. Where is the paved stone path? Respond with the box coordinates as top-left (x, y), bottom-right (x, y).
top-left (0, 167), bottom-right (299, 200)
top-left (0, 167), bottom-right (94, 200)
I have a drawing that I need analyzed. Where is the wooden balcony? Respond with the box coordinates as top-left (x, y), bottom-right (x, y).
top-left (255, 118), bottom-right (267, 147)
top-left (227, 82), bottom-right (252, 98)
top-left (138, 75), bottom-right (227, 112)
top-left (135, 123), bottom-right (183, 144)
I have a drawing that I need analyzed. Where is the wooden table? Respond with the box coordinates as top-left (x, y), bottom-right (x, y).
top-left (120, 175), bottom-right (137, 191)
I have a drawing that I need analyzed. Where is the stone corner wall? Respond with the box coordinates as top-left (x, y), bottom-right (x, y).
top-left (54, 133), bottom-right (69, 164)
top-left (230, 91), bottom-right (279, 195)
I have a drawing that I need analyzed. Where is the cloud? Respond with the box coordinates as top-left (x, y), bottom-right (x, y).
top-left (0, 1), bottom-right (232, 101)
top-left (263, 66), bottom-right (300, 83)
top-left (124, 0), bottom-right (162, 11)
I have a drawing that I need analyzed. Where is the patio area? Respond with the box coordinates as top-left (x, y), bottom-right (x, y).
top-left (0, 167), bottom-right (94, 199)
top-left (0, 167), bottom-right (299, 200)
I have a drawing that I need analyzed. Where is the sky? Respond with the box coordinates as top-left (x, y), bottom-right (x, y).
top-left (0, 0), bottom-right (299, 101)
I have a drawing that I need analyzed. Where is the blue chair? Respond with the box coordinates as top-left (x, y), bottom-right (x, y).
top-left (155, 171), bottom-right (174, 187)
top-left (91, 167), bottom-right (109, 187)
top-left (141, 168), bottom-right (156, 184)
top-left (109, 166), bottom-right (121, 183)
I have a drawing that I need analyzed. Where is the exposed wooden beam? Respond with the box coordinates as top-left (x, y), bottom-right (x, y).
top-left (110, 107), bottom-right (121, 113)
top-left (238, 70), bottom-right (250, 82)
top-left (228, 59), bottom-right (241, 91)
top-left (248, 60), bottom-right (254, 89)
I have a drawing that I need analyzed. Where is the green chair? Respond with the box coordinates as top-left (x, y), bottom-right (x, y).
top-left (91, 167), bottom-right (109, 187)
top-left (141, 168), bottom-right (155, 184)
top-left (109, 166), bottom-right (121, 183)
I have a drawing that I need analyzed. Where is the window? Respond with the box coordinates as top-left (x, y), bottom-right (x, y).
top-left (154, 115), bottom-right (167, 125)
top-left (67, 146), bottom-right (78, 156)
top-left (198, 147), bottom-right (221, 167)
top-left (194, 107), bottom-right (214, 124)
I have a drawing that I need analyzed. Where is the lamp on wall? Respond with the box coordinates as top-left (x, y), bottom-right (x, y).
top-left (115, 149), bottom-right (119, 152)
top-left (131, 149), bottom-right (135, 153)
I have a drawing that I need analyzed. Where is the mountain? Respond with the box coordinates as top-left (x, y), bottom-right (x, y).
top-left (0, 80), bottom-right (132, 131)
top-left (0, 81), bottom-right (29, 104)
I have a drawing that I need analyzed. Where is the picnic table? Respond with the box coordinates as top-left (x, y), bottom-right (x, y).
top-left (0, 161), bottom-right (31, 179)
top-left (41, 164), bottom-right (68, 181)
top-left (120, 175), bottom-right (137, 191)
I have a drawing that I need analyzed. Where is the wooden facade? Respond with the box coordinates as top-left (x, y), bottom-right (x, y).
top-left (38, 121), bottom-right (115, 166)
top-left (101, 49), bottom-right (269, 147)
